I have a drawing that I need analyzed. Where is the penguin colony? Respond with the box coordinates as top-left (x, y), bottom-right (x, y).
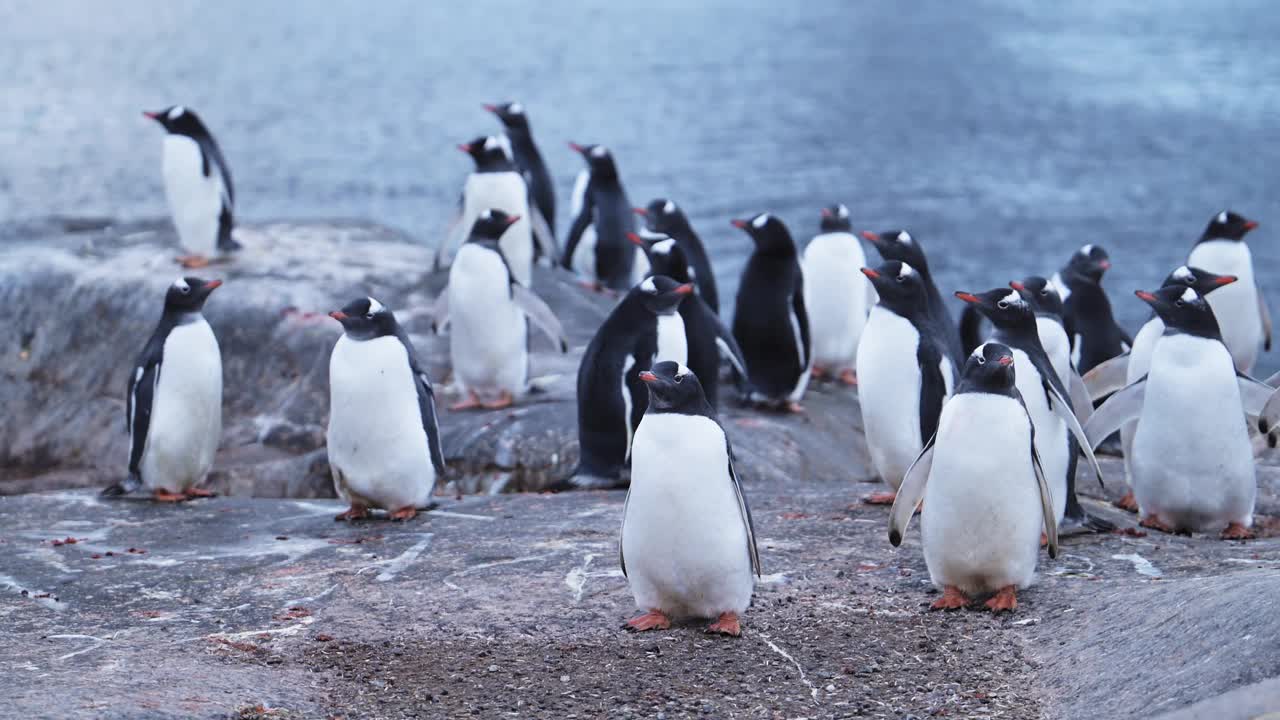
top-left (123, 103), bottom-right (1275, 633)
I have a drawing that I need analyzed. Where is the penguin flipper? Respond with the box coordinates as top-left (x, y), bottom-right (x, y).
top-left (618, 489), bottom-right (630, 578)
top-left (958, 304), bottom-right (987, 356)
top-left (1258, 385), bottom-right (1280, 436)
top-left (102, 472), bottom-right (143, 497)
top-left (562, 191), bottom-right (593, 271)
top-left (430, 288), bottom-right (450, 335)
top-left (437, 192), bottom-right (466, 271)
top-left (1083, 377), bottom-right (1147, 450)
top-left (1236, 372), bottom-right (1274, 416)
top-left (711, 314), bottom-right (751, 390)
top-left (1259, 291), bottom-right (1273, 352)
top-left (126, 353), bottom-right (162, 483)
top-left (395, 329), bottom-right (447, 477)
top-left (724, 435), bottom-right (762, 577)
top-left (1081, 353), bottom-right (1129, 401)
top-left (1030, 444), bottom-right (1059, 560)
top-left (512, 284), bottom-right (568, 352)
top-left (888, 434), bottom-right (935, 547)
top-left (1046, 380), bottom-right (1105, 489)
top-left (529, 206), bottom-right (559, 266)
top-left (1067, 370), bottom-right (1094, 424)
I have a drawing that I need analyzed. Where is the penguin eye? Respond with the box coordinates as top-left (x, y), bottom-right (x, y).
top-left (180, 286), bottom-right (191, 295)
top-left (1174, 300), bottom-right (1184, 308)
top-left (997, 300), bottom-right (1009, 309)
top-left (365, 312), bottom-right (376, 320)
top-left (1040, 289), bottom-right (1049, 296)
top-left (976, 355), bottom-right (987, 365)
top-left (674, 374), bottom-right (684, 384)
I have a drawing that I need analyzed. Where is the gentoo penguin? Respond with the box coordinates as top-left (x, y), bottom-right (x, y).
top-left (571, 276), bottom-right (692, 489)
top-left (483, 102), bottom-right (557, 241)
top-left (327, 297), bottom-right (447, 521)
top-left (144, 106), bottom-right (239, 268)
top-left (564, 143), bottom-right (648, 291)
top-left (730, 213), bottom-right (811, 412)
top-left (803, 204), bottom-right (871, 385)
top-left (439, 136), bottom-right (555, 287)
top-left (1187, 210), bottom-right (1269, 373)
top-left (1008, 276), bottom-right (1094, 420)
top-left (857, 261), bottom-right (955, 505)
top-left (630, 231), bottom-right (749, 409)
top-left (634, 198), bottom-right (719, 313)
top-left (889, 342), bottom-right (1059, 613)
top-left (432, 209), bottom-right (569, 410)
top-left (956, 287), bottom-right (1108, 534)
top-left (1083, 286), bottom-right (1272, 538)
top-left (1049, 245), bottom-right (1130, 374)
top-left (104, 277), bottom-right (224, 501)
top-left (862, 229), bottom-right (962, 364)
top-left (621, 361), bottom-right (761, 636)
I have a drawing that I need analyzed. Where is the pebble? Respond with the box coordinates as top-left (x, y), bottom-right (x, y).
top-left (560, 675), bottom-right (570, 683)
top-left (487, 664), bottom-right (498, 672)
top-left (826, 684), bottom-right (837, 692)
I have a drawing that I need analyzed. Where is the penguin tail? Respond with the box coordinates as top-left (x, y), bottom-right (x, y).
top-left (958, 304), bottom-right (986, 355)
top-left (102, 472), bottom-right (142, 497)
top-left (217, 207), bottom-right (240, 252)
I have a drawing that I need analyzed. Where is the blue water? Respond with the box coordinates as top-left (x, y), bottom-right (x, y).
top-left (3, 0), bottom-right (1278, 371)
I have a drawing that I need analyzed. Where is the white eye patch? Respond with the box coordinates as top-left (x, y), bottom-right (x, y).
top-left (1080, 243), bottom-right (1094, 256)
top-left (663, 200), bottom-right (676, 214)
top-left (675, 362), bottom-right (691, 377)
top-left (897, 231), bottom-right (912, 244)
top-left (1172, 266), bottom-right (1194, 282)
top-left (652, 238), bottom-right (676, 255)
top-left (483, 135), bottom-right (502, 151)
top-left (1181, 287), bottom-right (1198, 303)
top-left (590, 146), bottom-right (607, 158)
top-left (367, 297), bottom-right (385, 314)
top-left (836, 204), bottom-right (849, 219)
top-left (172, 278), bottom-right (190, 291)
top-left (752, 214), bottom-right (770, 229)
top-left (640, 277), bottom-right (657, 293)
top-left (168, 106), bottom-right (184, 120)
top-left (972, 342), bottom-right (991, 363)
top-left (1217, 211), bottom-right (1229, 224)
top-left (480, 209), bottom-right (494, 220)
top-left (1001, 290), bottom-right (1024, 306)
top-left (897, 263), bottom-right (915, 279)
top-left (508, 102), bottom-right (524, 114)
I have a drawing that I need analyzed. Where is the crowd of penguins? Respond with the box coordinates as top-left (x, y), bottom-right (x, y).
top-left (115, 102), bottom-right (1274, 634)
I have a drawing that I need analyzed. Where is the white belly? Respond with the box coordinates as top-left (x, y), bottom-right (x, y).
top-left (802, 232), bottom-right (869, 369)
top-left (1121, 317), bottom-right (1163, 482)
top-left (623, 414), bottom-right (754, 618)
top-left (1012, 348), bottom-right (1068, 523)
top-left (161, 135), bottom-right (222, 256)
top-left (448, 245), bottom-right (528, 397)
top-left (461, 172), bottom-right (534, 287)
top-left (630, 248), bottom-right (651, 287)
top-left (571, 224), bottom-right (598, 280)
top-left (327, 335), bottom-right (436, 510)
top-left (857, 306), bottom-right (924, 489)
top-left (1036, 317), bottom-right (1071, 389)
top-left (655, 313), bottom-right (688, 367)
top-left (140, 319), bottom-right (223, 492)
top-left (1188, 241), bottom-right (1261, 373)
top-left (1131, 334), bottom-right (1255, 531)
top-left (922, 394), bottom-right (1043, 595)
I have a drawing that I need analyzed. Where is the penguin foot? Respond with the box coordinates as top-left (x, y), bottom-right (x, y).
top-left (184, 487), bottom-right (216, 499)
top-left (578, 279), bottom-right (605, 293)
top-left (930, 586), bottom-right (970, 611)
top-left (1221, 522), bottom-right (1254, 540)
top-left (785, 401), bottom-right (806, 414)
top-left (984, 586), bottom-right (1018, 613)
top-left (704, 612), bottom-right (741, 637)
top-left (175, 254), bottom-right (211, 269)
top-left (863, 492), bottom-right (897, 506)
top-left (838, 369), bottom-right (858, 386)
top-left (1114, 492), bottom-right (1139, 513)
top-left (481, 391), bottom-right (514, 410)
top-left (810, 365), bottom-right (827, 381)
top-left (1040, 532), bottom-right (1048, 548)
top-left (388, 506), bottom-right (418, 522)
top-left (152, 489), bottom-right (188, 503)
top-left (1059, 510), bottom-right (1115, 535)
top-left (1139, 515), bottom-right (1178, 534)
top-left (334, 504), bottom-right (370, 522)
top-left (449, 392), bottom-right (483, 411)
top-left (625, 609), bottom-right (671, 632)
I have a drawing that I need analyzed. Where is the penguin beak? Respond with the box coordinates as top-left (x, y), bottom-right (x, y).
top-left (627, 232), bottom-right (645, 246)
top-left (730, 219), bottom-right (749, 230)
top-left (506, 214), bottom-right (522, 226)
top-left (329, 311), bottom-right (348, 321)
top-left (482, 103), bottom-right (499, 114)
top-left (1244, 220), bottom-right (1260, 232)
top-left (821, 208), bottom-right (832, 218)
top-left (860, 231), bottom-right (879, 242)
top-left (632, 207), bottom-right (648, 217)
top-left (203, 280), bottom-right (223, 292)
top-left (955, 292), bottom-right (981, 305)
top-left (1097, 259), bottom-right (1112, 271)
top-left (568, 142), bottom-right (586, 154)
top-left (143, 111), bottom-right (161, 121)
top-left (860, 268), bottom-right (880, 280)
top-left (638, 371), bottom-right (657, 383)
top-left (998, 355), bottom-right (1014, 366)
top-left (456, 143), bottom-right (473, 154)
top-left (1215, 275), bottom-right (1239, 286)
top-left (1009, 281), bottom-right (1026, 291)
top-left (674, 284), bottom-right (694, 295)
top-left (1134, 290), bottom-right (1158, 304)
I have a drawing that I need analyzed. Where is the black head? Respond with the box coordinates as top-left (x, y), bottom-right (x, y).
top-left (819, 204), bottom-right (852, 233)
top-left (1161, 265), bottom-right (1237, 296)
top-left (639, 361), bottom-right (712, 415)
top-left (163, 276), bottom-right (222, 314)
top-left (635, 198), bottom-right (688, 234)
top-left (1010, 276), bottom-right (1064, 317)
top-left (1200, 210), bottom-right (1258, 242)
top-left (861, 261), bottom-right (928, 317)
top-left (568, 142), bottom-right (618, 178)
top-left (629, 230), bottom-right (691, 282)
top-left (469, 208), bottom-right (521, 243)
top-left (634, 275), bottom-right (693, 316)
top-left (959, 342), bottom-right (1018, 394)
top-left (956, 287), bottom-right (1036, 332)
top-left (1061, 244), bottom-right (1111, 284)
top-left (329, 297), bottom-right (400, 341)
top-left (458, 135), bottom-right (513, 171)
top-left (860, 229), bottom-right (929, 273)
top-left (482, 101), bottom-right (530, 132)
top-left (730, 212), bottom-right (797, 256)
top-left (143, 105), bottom-right (211, 138)
top-left (1135, 286), bottom-right (1222, 340)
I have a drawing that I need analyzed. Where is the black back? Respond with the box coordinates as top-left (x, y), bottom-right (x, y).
top-left (730, 213), bottom-right (810, 401)
top-left (485, 101), bottom-right (555, 234)
top-left (564, 144), bottom-right (636, 291)
top-left (1057, 244), bottom-right (1129, 374)
top-left (863, 229), bottom-right (962, 364)
top-left (639, 198), bottom-right (719, 314)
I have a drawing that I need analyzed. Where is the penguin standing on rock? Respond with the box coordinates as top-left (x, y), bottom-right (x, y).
top-left (889, 342), bottom-right (1059, 613)
top-left (571, 276), bottom-right (692, 489)
top-left (1187, 210), bottom-right (1269, 373)
top-left (731, 213), bottom-right (811, 412)
top-left (862, 229), bottom-right (962, 364)
top-left (105, 277), bottom-right (224, 502)
top-left (634, 198), bottom-right (719, 313)
top-left (483, 102), bottom-right (557, 241)
top-left (803, 204), bottom-right (871, 385)
top-left (564, 143), bottom-right (648, 291)
top-left (1050, 245), bottom-right (1130, 375)
top-left (327, 297), bottom-right (447, 521)
top-left (621, 361), bottom-right (761, 636)
top-left (144, 106), bottom-right (239, 268)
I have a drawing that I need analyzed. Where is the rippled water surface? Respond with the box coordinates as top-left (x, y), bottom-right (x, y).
top-left (4, 0), bottom-right (1279, 369)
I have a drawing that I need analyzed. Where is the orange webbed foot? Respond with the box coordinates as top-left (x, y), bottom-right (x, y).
top-left (450, 392), bottom-right (483, 411)
top-left (838, 368), bottom-right (858, 386)
top-left (335, 504), bottom-right (370, 522)
top-left (1139, 515), bottom-right (1176, 534)
top-left (176, 255), bottom-right (211, 269)
top-left (705, 611), bottom-right (741, 637)
top-left (184, 487), bottom-right (216, 498)
top-left (1114, 491), bottom-right (1139, 513)
top-left (785, 401), bottom-right (805, 414)
top-left (624, 609), bottom-right (671, 632)
top-left (388, 506), bottom-right (418, 522)
top-left (152, 489), bottom-right (188, 503)
top-left (481, 391), bottom-right (514, 410)
top-left (930, 585), bottom-right (970, 611)
top-left (1221, 522), bottom-right (1254, 540)
top-left (984, 585), bottom-right (1018, 613)
top-left (810, 365), bottom-right (828, 381)
top-left (863, 492), bottom-right (897, 506)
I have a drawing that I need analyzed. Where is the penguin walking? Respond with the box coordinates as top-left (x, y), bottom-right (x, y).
top-left (327, 297), bottom-right (447, 521)
top-left (634, 198), bottom-right (719, 313)
top-left (571, 276), bottom-right (692, 489)
top-left (1084, 286), bottom-right (1273, 538)
top-left (1049, 245), bottom-right (1130, 374)
top-left (857, 261), bottom-right (955, 505)
top-left (621, 361), bottom-right (761, 636)
top-left (730, 213), bottom-right (811, 412)
top-left (144, 106), bottom-right (239, 268)
top-left (104, 277), bottom-right (224, 501)
top-left (888, 342), bottom-right (1059, 613)
top-left (564, 143), bottom-right (648, 291)
top-left (439, 136), bottom-right (556, 287)
top-left (431, 209), bottom-right (569, 410)
top-left (483, 102), bottom-right (557, 242)
top-left (956, 287), bottom-right (1108, 534)
top-left (1186, 210), bottom-right (1269, 373)
top-left (862, 229), bottom-right (962, 364)
top-left (630, 231), bottom-right (749, 409)
top-left (802, 204), bottom-right (871, 385)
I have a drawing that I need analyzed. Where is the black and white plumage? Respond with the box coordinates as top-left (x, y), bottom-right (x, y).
top-left (730, 213), bottom-right (811, 410)
top-left (327, 297), bottom-right (447, 521)
top-left (620, 361), bottom-right (761, 635)
top-left (803, 204), bottom-right (871, 384)
top-left (862, 229), bottom-right (962, 365)
top-left (144, 106), bottom-right (239, 264)
top-left (1187, 210), bottom-right (1269, 374)
top-left (484, 102), bottom-right (557, 241)
top-left (563, 143), bottom-right (648, 291)
top-left (105, 277), bottom-right (224, 500)
top-left (1049, 244), bottom-right (1130, 375)
top-left (634, 198), bottom-right (719, 313)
